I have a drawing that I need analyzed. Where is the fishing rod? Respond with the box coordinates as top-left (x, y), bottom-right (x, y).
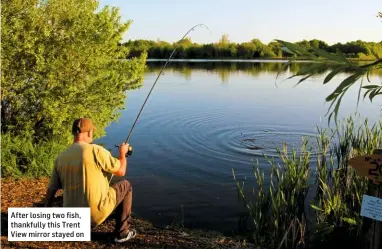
top-left (110, 24), bottom-right (210, 183)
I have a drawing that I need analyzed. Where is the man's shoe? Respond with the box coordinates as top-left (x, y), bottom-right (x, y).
top-left (114, 229), bottom-right (137, 243)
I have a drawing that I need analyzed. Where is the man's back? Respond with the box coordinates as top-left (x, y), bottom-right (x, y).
top-left (49, 142), bottom-right (120, 225)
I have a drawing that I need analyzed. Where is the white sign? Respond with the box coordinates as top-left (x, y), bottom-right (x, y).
top-left (360, 195), bottom-right (382, 222)
top-left (8, 208), bottom-right (91, 241)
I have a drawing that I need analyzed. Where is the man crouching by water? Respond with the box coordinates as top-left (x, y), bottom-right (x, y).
top-left (44, 118), bottom-right (136, 243)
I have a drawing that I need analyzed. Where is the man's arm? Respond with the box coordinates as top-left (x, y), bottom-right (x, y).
top-left (94, 143), bottom-right (129, 176)
top-left (44, 188), bottom-right (59, 207)
top-left (113, 143), bottom-right (129, 177)
top-left (44, 161), bottom-right (62, 207)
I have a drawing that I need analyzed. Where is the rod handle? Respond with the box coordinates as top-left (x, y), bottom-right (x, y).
top-left (114, 144), bottom-right (133, 157)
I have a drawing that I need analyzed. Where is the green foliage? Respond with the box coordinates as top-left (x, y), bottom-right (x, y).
top-left (1, 0), bottom-right (146, 143)
top-left (233, 116), bottom-right (382, 248)
top-left (1, 133), bottom-right (67, 178)
top-left (124, 37), bottom-right (382, 61)
top-left (310, 117), bottom-right (381, 247)
top-left (276, 40), bottom-right (382, 123)
top-left (233, 141), bottom-right (311, 248)
top-left (218, 34), bottom-right (230, 45)
top-left (126, 38), bottom-right (284, 59)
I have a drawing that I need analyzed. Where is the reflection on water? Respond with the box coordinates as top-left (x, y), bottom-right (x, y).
top-left (146, 60), bottom-right (382, 83)
top-left (97, 61), bottom-right (382, 234)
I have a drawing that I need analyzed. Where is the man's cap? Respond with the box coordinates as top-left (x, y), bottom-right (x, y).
top-left (72, 118), bottom-right (96, 135)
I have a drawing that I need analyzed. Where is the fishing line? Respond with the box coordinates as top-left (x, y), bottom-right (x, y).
top-left (109, 24), bottom-right (211, 184)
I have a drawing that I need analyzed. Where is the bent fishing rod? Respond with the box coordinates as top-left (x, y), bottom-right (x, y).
top-left (110, 24), bottom-right (210, 183)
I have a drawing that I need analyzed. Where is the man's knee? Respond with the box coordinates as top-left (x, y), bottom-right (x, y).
top-left (121, 179), bottom-right (132, 194)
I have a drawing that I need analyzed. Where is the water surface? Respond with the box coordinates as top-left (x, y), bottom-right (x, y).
top-left (96, 61), bottom-right (382, 233)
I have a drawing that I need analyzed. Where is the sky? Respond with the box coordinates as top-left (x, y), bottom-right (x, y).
top-left (99, 0), bottom-right (382, 45)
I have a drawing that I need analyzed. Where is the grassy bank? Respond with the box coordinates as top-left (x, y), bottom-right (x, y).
top-left (233, 116), bottom-right (382, 249)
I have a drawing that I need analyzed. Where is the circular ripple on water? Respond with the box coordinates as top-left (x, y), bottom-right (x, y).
top-left (137, 108), bottom-right (320, 167)
top-left (138, 108), bottom-right (246, 164)
top-left (215, 125), bottom-right (317, 157)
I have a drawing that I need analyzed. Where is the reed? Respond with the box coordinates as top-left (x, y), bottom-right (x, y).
top-left (233, 116), bottom-right (382, 248)
top-left (233, 140), bottom-right (310, 248)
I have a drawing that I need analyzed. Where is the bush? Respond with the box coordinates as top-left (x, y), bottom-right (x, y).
top-left (1, 133), bottom-right (67, 178)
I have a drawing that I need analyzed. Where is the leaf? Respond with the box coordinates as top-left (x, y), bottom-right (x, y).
top-left (311, 48), bottom-right (348, 64)
top-left (341, 217), bottom-right (357, 225)
top-left (311, 204), bottom-right (324, 211)
top-left (281, 46), bottom-right (295, 55)
top-left (335, 50), bottom-right (352, 65)
top-left (295, 63), bottom-right (326, 76)
top-left (294, 74), bottom-right (314, 87)
top-left (366, 69), bottom-right (371, 83)
top-left (323, 66), bottom-right (345, 84)
top-left (370, 48), bottom-right (381, 59)
top-left (356, 77), bottom-right (364, 113)
top-left (362, 85), bottom-right (381, 89)
top-left (276, 40), bottom-right (317, 58)
top-left (370, 88), bottom-right (382, 102)
top-left (326, 72), bottom-right (363, 100)
top-left (328, 92), bottom-right (345, 124)
top-left (363, 89), bottom-right (373, 100)
top-left (275, 61), bottom-right (292, 84)
top-left (326, 91), bottom-right (340, 102)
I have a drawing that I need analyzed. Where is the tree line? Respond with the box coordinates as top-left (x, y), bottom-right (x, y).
top-left (124, 36), bottom-right (382, 60)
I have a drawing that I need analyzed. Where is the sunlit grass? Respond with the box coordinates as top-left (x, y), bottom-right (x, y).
top-left (233, 116), bottom-right (381, 248)
top-left (1, 133), bottom-right (67, 178)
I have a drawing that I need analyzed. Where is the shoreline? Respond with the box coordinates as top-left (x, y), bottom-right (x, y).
top-left (1, 178), bottom-right (254, 249)
top-left (145, 58), bottom-right (377, 62)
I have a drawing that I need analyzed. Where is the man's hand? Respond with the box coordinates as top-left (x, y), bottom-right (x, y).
top-left (114, 143), bottom-right (129, 177)
top-left (119, 143), bottom-right (129, 157)
top-left (44, 188), bottom-right (58, 207)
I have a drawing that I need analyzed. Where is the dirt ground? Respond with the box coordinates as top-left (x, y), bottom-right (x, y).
top-left (1, 178), bottom-right (255, 249)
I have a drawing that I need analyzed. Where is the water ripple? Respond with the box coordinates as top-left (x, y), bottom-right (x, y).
top-left (136, 107), bottom-right (319, 166)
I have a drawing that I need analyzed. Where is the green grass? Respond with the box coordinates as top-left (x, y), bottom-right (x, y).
top-left (1, 133), bottom-right (67, 178)
top-left (233, 116), bottom-right (382, 249)
top-left (233, 141), bottom-right (310, 248)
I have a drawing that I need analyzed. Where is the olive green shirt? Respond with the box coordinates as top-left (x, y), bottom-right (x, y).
top-left (48, 142), bottom-right (120, 225)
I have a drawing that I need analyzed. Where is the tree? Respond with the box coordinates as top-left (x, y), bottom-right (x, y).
top-left (1, 0), bottom-right (146, 142)
top-left (268, 41), bottom-right (283, 57)
top-left (218, 34), bottom-right (230, 45)
top-left (296, 40), bottom-right (311, 49)
top-left (174, 37), bottom-right (193, 47)
top-left (309, 39), bottom-right (329, 50)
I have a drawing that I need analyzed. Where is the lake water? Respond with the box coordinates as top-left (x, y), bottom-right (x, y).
top-left (96, 61), bottom-right (382, 234)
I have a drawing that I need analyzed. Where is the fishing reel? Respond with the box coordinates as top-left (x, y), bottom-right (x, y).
top-left (115, 144), bottom-right (133, 157)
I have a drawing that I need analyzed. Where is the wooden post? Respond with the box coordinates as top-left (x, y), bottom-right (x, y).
top-left (349, 149), bottom-right (382, 249)
top-left (362, 183), bottom-right (382, 249)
